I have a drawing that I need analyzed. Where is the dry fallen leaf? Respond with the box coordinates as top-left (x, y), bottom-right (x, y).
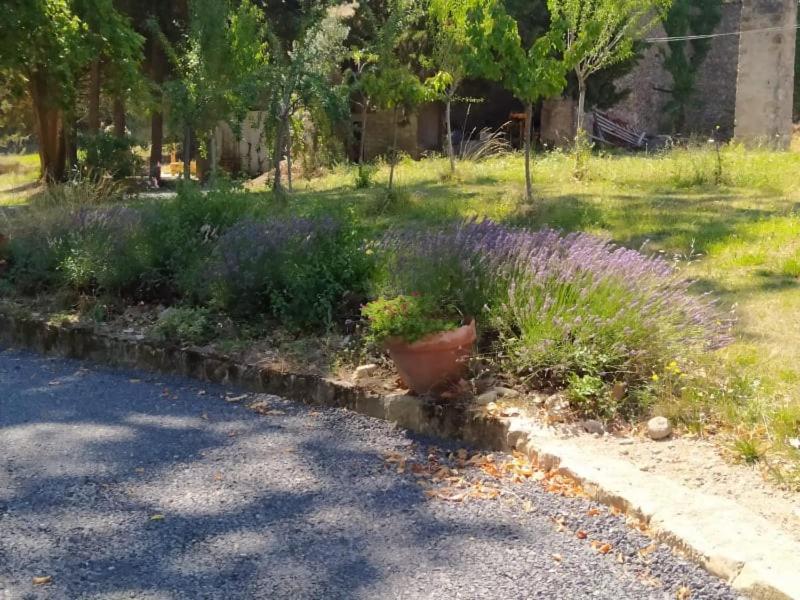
top-left (676, 586), bottom-right (692, 599)
top-left (587, 507), bottom-right (601, 517)
top-left (638, 543), bottom-right (657, 558)
top-left (590, 540), bottom-right (613, 554)
top-left (576, 530), bottom-right (587, 539)
top-left (425, 487), bottom-right (469, 502)
top-left (553, 516), bottom-right (567, 533)
top-left (32, 576), bottom-right (52, 586)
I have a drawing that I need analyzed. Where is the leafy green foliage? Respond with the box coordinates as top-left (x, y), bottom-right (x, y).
top-left (548, 0), bottom-right (671, 128)
top-left (263, 5), bottom-right (351, 191)
top-left (426, 0), bottom-right (511, 173)
top-left (0, 0), bottom-right (143, 180)
top-left (152, 306), bottom-right (217, 345)
top-left (80, 132), bottom-right (141, 178)
top-left (354, 163), bottom-right (378, 188)
top-left (3, 185), bottom-right (372, 332)
top-left (203, 217), bottom-right (373, 330)
top-left (460, 0), bottom-right (568, 199)
top-left (362, 294), bottom-right (460, 343)
top-left (156, 0), bottom-right (268, 179)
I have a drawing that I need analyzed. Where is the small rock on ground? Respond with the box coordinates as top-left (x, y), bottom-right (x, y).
top-left (647, 416), bottom-right (672, 440)
top-left (353, 363), bottom-right (379, 380)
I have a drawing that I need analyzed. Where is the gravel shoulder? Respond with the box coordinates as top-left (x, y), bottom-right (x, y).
top-left (0, 347), bottom-right (739, 599)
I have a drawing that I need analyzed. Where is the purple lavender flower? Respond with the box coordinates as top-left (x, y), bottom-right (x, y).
top-left (378, 219), bottom-right (732, 385)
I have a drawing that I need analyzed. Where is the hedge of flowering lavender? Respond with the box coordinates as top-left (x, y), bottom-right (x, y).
top-left (3, 192), bottom-right (372, 331)
top-left (377, 220), bottom-right (731, 413)
top-left (6, 205), bottom-right (147, 294)
top-left (204, 217), bottom-right (371, 328)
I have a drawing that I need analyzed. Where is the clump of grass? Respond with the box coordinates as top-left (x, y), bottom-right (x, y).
top-left (30, 169), bottom-right (125, 207)
top-left (732, 436), bottom-right (765, 465)
top-left (781, 256), bottom-right (800, 278)
top-left (152, 306), bottom-right (217, 346)
top-left (353, 163), bottom-right (377, 189)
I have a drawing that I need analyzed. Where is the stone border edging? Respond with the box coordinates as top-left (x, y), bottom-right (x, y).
top-left (1, 306), bottom-right (798, 600)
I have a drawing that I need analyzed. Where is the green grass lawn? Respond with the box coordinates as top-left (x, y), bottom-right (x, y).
top-left (271, 147), bottom-right (800, 471)
top-left (0, 153), bottom-right (40, 205)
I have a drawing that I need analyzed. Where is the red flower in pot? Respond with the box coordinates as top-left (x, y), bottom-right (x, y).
top-left (362, 295), bottom-right (476, 394)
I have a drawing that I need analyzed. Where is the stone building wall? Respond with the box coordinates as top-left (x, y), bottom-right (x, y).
top-left (217, 112), bottom-right (270, 176)
top-left (607, 0), bottom-right (796, 143)
top-left (607, 2), bottom-right (743, 138)
top-left (354, 109), bottom-right (420, 162)
top-left (541, 98), bottom-right (577, 147)
top-left (605, 21), bottom-right (674, 134)
top-left (687, 2), bottom-right (742, 137)
top-left (734, 0), bottom-right (797, 147)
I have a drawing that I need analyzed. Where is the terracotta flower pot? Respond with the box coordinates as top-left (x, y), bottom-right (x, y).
top-left (385, 320), bottom-right (476, 394)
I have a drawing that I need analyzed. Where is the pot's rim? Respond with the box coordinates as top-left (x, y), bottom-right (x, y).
top-left (385, 319), bottom-right (476, 353)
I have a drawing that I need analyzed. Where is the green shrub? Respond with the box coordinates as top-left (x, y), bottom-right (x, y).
top-left (781, 256), bottom-right (800, 278)
top-left (377, 220), bottom-right (730, 417)
top-left (354, 163), bottom-right (377, 189)
top-left (80, 132), bottom-right (141, 178)
top-left (134, 186), bottom-right (265, 297)
top-left (204, 217), bottom-right (373, 330)
top-left (152, 306), bottom-right (216, 345)
top-left (5, 209), bottom-right (73, 293)
top-left (361, 294), bottom-right (460, 344)
top-left (31, 170), bottom-right (125, 207)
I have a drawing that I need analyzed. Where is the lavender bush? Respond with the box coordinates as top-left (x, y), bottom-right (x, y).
top-left (377, 219), bottom-right (731, 414)
top-left (205, 217), bottom-right (372, 329)
top-left (6, 205), bottom-right (145, 293)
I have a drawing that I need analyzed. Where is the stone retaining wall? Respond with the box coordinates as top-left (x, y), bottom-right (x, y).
top-left (0, 308), bottom-right (509, 451)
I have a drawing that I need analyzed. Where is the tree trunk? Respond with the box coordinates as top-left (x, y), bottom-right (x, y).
top-left (148, 40), bottom-right (165, 182)
top-left (286, 128), bottom-right (293, 192)
top-left (388, 106), bottom-right (399, 191)
top-left (575, 75), bottom-right (587, 177)
top-left (272, 112), bottom-right (287, 193)
top-left (576, 75), bottom-right (587, 136)
top-left (29, 73), bottom-right (66, 183)
top-left (358, 97), bottom-right (368, 164)
top-left (183, 125), bottom-right (192, 180)
top-left (445, 93), bottom-right (455, 175)
top-left (113, 96), bottom-right (126, 138)
top-left (150, 110), bottom-right (163, 182)
top-left (209, 129), bottom-right (217, 185)
top-left (88, 59), bottom-right (101, 134)
top-left (523, 102), bottom-right (533, 203)
top-left (64, 113), bottom-right (78, 175)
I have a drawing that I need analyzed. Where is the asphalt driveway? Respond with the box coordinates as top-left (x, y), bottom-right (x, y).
top-left (0, 347), bottom-right (739, 599)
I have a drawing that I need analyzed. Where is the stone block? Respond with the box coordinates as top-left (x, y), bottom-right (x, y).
top-left (384, 393), bottom-right (423, 430)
